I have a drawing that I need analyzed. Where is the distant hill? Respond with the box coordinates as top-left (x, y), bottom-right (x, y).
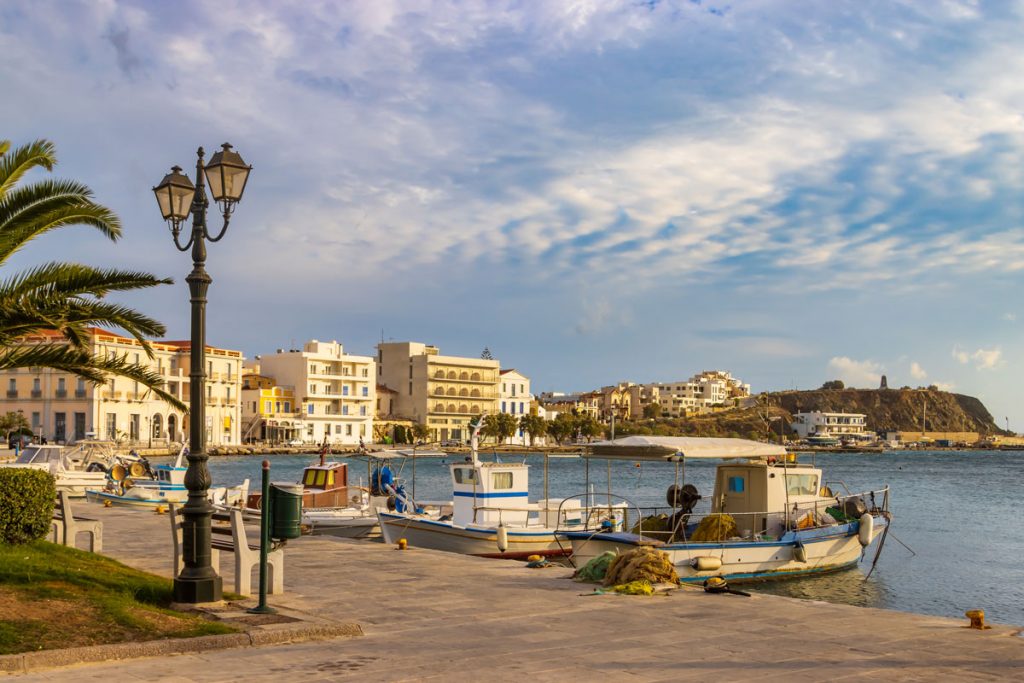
top-left (767, 388), bottom-right (1004, 435)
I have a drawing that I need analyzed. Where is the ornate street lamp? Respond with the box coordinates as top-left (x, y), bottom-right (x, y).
top-left (153, 144), bottom-right (251, 603)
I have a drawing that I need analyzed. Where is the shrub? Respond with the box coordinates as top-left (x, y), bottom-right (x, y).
top-left (0, 469), bottom-right (56, 544)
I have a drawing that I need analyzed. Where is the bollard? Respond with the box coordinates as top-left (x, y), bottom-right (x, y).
top-left (965, 609), bottom-right (989, 630)
top-left (248, 460), bottom-right (276, 614)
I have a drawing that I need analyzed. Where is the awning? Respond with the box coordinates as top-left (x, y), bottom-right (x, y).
top-left (586, 436), bottom-right (787, 461)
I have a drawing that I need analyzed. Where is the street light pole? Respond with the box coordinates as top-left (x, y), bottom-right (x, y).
top-left (153, 144), bottom-right (251, 604)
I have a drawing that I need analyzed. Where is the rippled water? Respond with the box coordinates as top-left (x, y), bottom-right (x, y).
top-left (164, 449), bottom-right (1024, 626)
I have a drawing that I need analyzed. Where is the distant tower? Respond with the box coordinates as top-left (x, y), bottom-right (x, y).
top-left (880, 374), bottom-right (888, 389)
top-left (481, 347), bottom-right (494, 360)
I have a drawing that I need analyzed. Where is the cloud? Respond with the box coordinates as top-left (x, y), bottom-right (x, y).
top-left (1003, 313), bottom-right (1016, 322)
top-left (910, 362), bottom-right (927, 380)
top-left (827, 357), bottom-right (882, 388)
top-left (933, 381), bottom-right (956, 392)
top-left (952, 345), bottom-right (1003, 370)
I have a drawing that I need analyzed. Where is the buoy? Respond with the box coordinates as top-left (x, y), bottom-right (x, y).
top-left (154, 505), bottom-right (167, 515)
top-left (397, 538), bottom-right (408, 550)
top-left (692, 556), bottom-right (723, 571)
top-left (527, 554), bottom-right (542, 563)
top-left (965, 609), bottom-right (990, 630)
top-left (793, 542), bottom-right (807, 563)
top-left (496, 524), bottom-right (509, 553)
top-left (858, 513), bottom-right (874, 546)
top-left (103, 500), bottom-right (112, 508)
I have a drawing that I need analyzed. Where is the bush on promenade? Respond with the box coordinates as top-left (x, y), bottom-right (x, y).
top-left (0, 469), bottom-right (56, 544)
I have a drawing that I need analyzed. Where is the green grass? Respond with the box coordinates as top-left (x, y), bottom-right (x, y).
top-left (0, 541), bottom-right (237, 655)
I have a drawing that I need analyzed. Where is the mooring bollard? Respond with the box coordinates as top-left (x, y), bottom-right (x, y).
top-left (249, 459), bottom-right (275, 615)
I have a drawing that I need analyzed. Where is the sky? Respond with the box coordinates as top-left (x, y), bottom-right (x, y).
top-left (2, 0), bottom-right (1024, 429)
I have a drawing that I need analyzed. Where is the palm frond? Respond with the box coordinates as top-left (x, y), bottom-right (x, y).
top-left (0, 201), bottom-right (121, 265)
top-left (0, 262), bottom-right (172, 301)
top-left (0, 299), bottom-right (167, 355)
top-left (0, 139), bottom-right (56, 200)
top-left (0, 342), bottom-right (186, 412)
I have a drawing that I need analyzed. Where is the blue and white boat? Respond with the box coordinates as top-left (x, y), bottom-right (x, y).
top-left (86, 446), bottom-right (248, 509)
top-left (560, 436), bottom-right (890, 583)
top-left (377, 427), bottom-right (621, 559)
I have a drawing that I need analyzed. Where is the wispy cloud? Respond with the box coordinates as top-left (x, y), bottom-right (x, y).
top-left (827, 357), bottom-right (882, 388)
top-left (910, 362), bottom-right (927, 380)
top-left (952, 345), bottom-right (1003, 370)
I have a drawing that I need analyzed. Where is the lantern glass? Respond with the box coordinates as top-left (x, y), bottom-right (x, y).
top-left (204, 143), bottom-right (251, 204)
top-left (152, 166), bottom-right (195, 223)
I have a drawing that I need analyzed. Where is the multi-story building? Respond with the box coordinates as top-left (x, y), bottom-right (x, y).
top-left (257, 340), bottom-right (374, 445)
top-left (0, 328), bottom-right (243, 446)
top-left (376, 342), bottom-right (499, 442)
top-left (595, 382), bottom-right (660, 420)
top-left (648, 370), bottom-right (750, 417)
top-left (499, 369), bottom-right (534, 445)
top-left (537, 392), bottom-right (601, 420)
top-left (790, 412), bottom-right (870, 440)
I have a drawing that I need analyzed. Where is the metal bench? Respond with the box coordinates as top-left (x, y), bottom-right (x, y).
top-left (51, 490), bottom-right (102, 552)
top-left (169, 505), bottom-right (284, 597)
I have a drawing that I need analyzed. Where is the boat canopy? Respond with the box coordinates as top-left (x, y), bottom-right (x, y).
top-left (586, 436), bottom-right (787, 461)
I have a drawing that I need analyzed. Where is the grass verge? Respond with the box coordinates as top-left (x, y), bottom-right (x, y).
top-left (0, 541), bottom-right (237, 655)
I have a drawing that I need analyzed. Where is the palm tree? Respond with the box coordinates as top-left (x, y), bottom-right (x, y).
top-left (0, 138), bottom-right (184, 410)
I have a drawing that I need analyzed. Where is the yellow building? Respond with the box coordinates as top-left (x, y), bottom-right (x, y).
top-left (377, 342), bottom-right (499, 442)
top-left (241, 384), bottom-right (300, 443)
top-left (0, 327), bottom-right (243, 445)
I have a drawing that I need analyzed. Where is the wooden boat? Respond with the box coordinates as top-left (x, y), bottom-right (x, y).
top-left (559, 436), bottom-right (890, 583)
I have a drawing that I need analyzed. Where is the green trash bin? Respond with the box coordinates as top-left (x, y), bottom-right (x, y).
top-left (268, 483), bottom-right (303, 540)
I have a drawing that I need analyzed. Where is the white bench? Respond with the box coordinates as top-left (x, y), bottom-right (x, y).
top-left (51, 491), bottom-right (102, 552)
top-left (169, 505), bottom-right (284, 597)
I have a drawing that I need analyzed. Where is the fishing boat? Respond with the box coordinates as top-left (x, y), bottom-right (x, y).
top-left (377, 426), bottom-right (622, 559)
top-left (1, 443), bottom-right (109, 496)
top-left (86, 446), bottom-right (248, 508)
top-left (559, 436), bottom-right (890, 583)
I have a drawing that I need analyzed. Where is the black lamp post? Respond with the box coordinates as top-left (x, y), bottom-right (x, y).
top-left (153, 144), bottom-right (251, 603)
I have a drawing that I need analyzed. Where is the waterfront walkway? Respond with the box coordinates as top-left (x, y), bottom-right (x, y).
top-left (16, 505), bottom-right (1024, 681)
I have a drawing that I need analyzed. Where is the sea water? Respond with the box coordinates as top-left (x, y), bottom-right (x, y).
top-left (184, 449), bottom-right (1024, 626)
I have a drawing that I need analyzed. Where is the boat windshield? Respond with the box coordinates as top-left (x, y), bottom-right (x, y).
top-left (14, 447), bottom-right (44, 464)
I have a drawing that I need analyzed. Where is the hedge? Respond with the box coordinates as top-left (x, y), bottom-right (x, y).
top-left (0, 469), bottom-right (56, 544)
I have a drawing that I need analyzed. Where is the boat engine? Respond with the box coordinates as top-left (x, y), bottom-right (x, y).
top-left (667, 484), bottom-right (701, 535)
top-left (842, 496), bottom-right (867, 519)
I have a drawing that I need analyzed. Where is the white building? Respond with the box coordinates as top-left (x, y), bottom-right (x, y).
top-left (648, 370), bottom-right (750, 417)
top-left (790, 411), bottom-right (870, 439)
top-left (257, 340), bottom-right (375, 445)
top-left (499, 369), bottom-right (533, 445)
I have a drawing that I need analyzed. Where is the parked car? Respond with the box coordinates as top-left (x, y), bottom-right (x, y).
top-left (287, 438), bottom-right (304, 446)
top-left (440, 439), bottom-right (463, 447)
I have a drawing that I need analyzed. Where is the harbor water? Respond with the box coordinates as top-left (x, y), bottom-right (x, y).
top-left (192, 449), bottom-right (1024, 626)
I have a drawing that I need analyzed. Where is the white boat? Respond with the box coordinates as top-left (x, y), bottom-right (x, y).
top-left (377, 427), bottom-right (622, 559)
top-left (1, 444), bottom-right (108, 496)
top-left (559, 436), bottom-right (890, 583)
top-left (86, 446), bottom-right (248, 509)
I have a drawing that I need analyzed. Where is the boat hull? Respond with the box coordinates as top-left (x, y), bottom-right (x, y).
top-left (307, 517), bottom-right (380, 539)
top-left (377, 511), bottom-right (571, 559)
top-left (563, 517), bottom-right (887, 583)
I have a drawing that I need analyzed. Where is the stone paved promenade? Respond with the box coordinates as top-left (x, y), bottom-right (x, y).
top-left (15, 504), bottom-right (1024, 681)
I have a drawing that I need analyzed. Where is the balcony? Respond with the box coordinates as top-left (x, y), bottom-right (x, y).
top-left (5, 391), bottom-right (17, 398)
top-left (30, 390), bottom-right (41, 398)
top-left (55, 390), bottom-right (67, 398)
top-left (75, 390), bottom-right (87, 398)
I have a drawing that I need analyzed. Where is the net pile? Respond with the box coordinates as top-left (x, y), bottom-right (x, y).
top-left (689, 513), bottom-right (738, 542)
top-left (573, 550), bottom-right (617, 583)
top-left (602, 546), bottom-right (679, 587)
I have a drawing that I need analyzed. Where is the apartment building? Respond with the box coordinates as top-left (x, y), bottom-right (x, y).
top-left (257, 340), bottom-right (374, 445)
top-left (377, 342), bottom-right (499, 442)
top-left (791, 411), bottom-right (870, 439)
top-left (0, 328), bottom-right (243, 445)
top-left (499, 369), bottom-right (533, 445)
top-left (649, 370), bottom-right (750, 417)
top-left (595, 382), bottom-right (659, 420)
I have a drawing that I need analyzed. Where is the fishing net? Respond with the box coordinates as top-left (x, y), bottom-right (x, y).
top-left (573, 551), bottom-right (617, 582)
top-left (610, 580), bottom-right (654, 595)
top-left (689, 514), bottom-right (738, 542)
top-left (602, 546), bottom-right (679, 586)
top-left (630, 514), bottom-right (670, 535)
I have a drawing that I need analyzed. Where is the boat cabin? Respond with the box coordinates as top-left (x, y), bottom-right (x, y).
top-left (247, 460), bottom-right (350, 510)
top-left (451, 461), bottom-right (529, 527)
top-left (10, 445), bottom-right (70, 473)
top-left (712, 460), bottom-right (826, 537)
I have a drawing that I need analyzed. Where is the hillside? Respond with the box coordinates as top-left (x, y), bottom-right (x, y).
top-left (767, 388), bottom-right (1004, 435)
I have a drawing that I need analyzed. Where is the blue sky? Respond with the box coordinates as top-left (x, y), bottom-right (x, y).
top-left (2, 0), bottom-right (1024, 428)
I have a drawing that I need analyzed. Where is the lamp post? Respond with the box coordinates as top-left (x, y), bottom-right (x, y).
top-left (153, 144), bottom-right (251, 603)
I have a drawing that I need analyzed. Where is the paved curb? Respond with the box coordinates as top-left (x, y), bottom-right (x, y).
top-left (0, 622), bottom-right (363, 675)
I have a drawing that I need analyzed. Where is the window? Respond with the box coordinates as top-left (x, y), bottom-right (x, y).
top-left (520, 384), bottom-right (524, 394)
top-left (307, 404), bottom-right (314, 415)
top-left (492, 472), bottom-right (513, 489)
top-left (728, 476), bottom-right (745, 493)
top-left (343, 386), bottom-right (349, 396)
top-left (453, 467), bottom-right (478, 484)
top-left (7, 379), bottom-right (14, 392)
top-left (346, 424), bottom-right (352, 436)
top-left (105, 413), bottom-right (116, 439)
top-left (32, 378), bottom-right (40, 391)
top-left (519, 402), bottom-right (524, 414)
top-left (57, 378), bottom-right (66, 392)
top-left (275, 401), bottom-right (281, 413)
top-left (31, 412), bottom-right (40, 428)
top-left (360, 406), bottom-right (366, 416)
top-left (342, 405), bottom-right (349, 415)
top-left (303, 469), bottom-right (317, 486)
top-left (501, 401), bottom-right (506, 412)
top-left (54, 413), bottom-right (66, 441)
top-left (362, 387), bottom-right (368, 396)
top-left (310, 384), bottom-right (316, 394)
top-left (786, 474), bottom-right (819, 496)
top-left (284, 401), bottom-right (291, 412)
top-left (265, 400), bottom-right (273, 413)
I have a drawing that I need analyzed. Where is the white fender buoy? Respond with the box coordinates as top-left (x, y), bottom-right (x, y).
top-left (496, 524), bottom-right (508, 553)
top-left (793, 542), bottom-right (807, 563)
top-left (692, 556), bottom-right (722, 571)
top-left (858, 513), bottom-right (874, 547)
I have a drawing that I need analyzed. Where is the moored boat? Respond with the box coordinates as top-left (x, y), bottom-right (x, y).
top-left (559, 436), bottom-right (890, 583)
